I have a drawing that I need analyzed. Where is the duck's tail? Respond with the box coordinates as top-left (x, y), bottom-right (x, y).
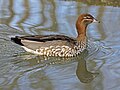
top-left (11, 36), bottom-right (24, 46)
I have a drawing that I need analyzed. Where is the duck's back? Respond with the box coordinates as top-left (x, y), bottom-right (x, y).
top-left (12, 35), bottom-right (76, 48)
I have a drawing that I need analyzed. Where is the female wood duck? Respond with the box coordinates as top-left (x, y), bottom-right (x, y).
top-left (11, 14), bottom-right (99, 57)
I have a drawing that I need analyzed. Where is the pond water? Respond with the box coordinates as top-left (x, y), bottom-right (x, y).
top-left (0, 0), bottom-right (120, 90)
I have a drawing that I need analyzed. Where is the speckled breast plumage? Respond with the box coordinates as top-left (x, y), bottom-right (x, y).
top-left (22, 42), bottom-right (86, 57)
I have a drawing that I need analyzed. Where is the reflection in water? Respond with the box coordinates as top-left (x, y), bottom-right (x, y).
top-left (0, 0), bottom-right (107, 36)
top-left (0, 0), bottom-right (120, 90)
top-left (76, 50), bottom-right (99, 83)
top-left (1, 0), bottom-right (118, 37)
top-left (76, 57), bottom-right (99, 83)
top-left (14, 50), bottom-right (99, 84)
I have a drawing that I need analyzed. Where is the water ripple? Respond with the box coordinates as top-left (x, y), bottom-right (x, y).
top-left (87, 40), bottom-right (115, 60)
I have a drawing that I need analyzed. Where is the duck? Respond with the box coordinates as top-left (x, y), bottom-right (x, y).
top-left (11, 14), bottom-right (99, 57)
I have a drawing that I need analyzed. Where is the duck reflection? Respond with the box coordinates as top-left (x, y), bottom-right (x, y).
top-left (13, 51), bottom-right (99, 84)
top-left (76, 51), bottom-right (99, 83)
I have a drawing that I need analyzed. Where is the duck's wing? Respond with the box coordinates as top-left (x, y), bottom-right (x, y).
top-left (11, 35), bottom-right (76, 50)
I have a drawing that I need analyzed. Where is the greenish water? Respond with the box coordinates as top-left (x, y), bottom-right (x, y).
top-left (0, 0), bottom-right (120, 90)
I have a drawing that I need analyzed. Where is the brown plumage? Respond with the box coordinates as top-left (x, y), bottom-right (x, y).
top-left (11, 14), bottom-right (99, 57)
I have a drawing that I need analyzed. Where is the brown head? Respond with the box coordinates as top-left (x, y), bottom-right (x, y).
top-left (76, 14), bottom-right (99, 37)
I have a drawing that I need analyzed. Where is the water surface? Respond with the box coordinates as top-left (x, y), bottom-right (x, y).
top-left (0, 0), bottom-right (120, 90)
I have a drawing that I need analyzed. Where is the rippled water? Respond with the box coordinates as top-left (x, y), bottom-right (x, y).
top-left (0, 0), bottom-right (120, 90)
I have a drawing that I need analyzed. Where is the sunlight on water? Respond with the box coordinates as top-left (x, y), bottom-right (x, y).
top-left (0, 0), bottom-right (120, 90)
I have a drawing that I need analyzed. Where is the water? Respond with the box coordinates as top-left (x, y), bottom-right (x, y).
top-left (0, 0), bottom-right (120, 90)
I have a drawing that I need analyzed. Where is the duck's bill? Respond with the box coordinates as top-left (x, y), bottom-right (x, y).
top-left (93, 19), bottom-right (100, 23)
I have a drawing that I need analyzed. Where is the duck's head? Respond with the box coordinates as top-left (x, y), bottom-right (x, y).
top-left (76, 14), bottom-right (99, 36)
top-left (77, 13), bottom-right (99, 25)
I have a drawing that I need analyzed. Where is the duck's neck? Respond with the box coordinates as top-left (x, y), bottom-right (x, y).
top-left (76, 22), bottom-right (87, 41)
